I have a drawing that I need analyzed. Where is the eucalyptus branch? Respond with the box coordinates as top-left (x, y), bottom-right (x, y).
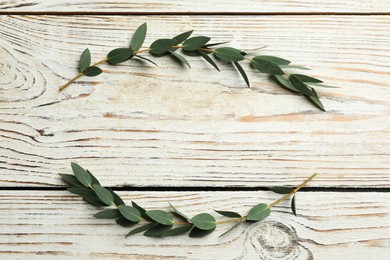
top-left (60, 163), bottom-right (316, 238)
top-left (59, 23), bottom-right (337, 111)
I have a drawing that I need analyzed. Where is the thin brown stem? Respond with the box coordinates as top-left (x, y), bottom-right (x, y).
top-left (59, 72), bottom-right (83, 91)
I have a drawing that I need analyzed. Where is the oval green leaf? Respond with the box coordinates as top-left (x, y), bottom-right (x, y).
top-left (215, 210), bottom-right (241, 218)
top-left (169, 50), bottom-right (191, 68)
top-left (94, 209), bottom-right (121, 219)
top-left (126, 223), bottom-right (157, 237)
top-left (289, 75), bottom-right (315, 96)
top-left (253, 55), bottom-right (290, 65)
top-left (107, 48), bottom-right (134, 65)
top-left (291, 74), bottom-right (323, 83)
top-left (92, 184), bottom-right (114, 206)
top-left (144, 224), bottom-right (172, 237)
top-left (199, 50), bottom-right (220, 71)
top-left (71, 162), bottom-right (92, 187)
top-left (233, 61), bottom-right (250, 87)
top-left (214, 47), bottom-right (244, 62)
top-left (78, 48), bottom-right (91, 73)
top-left (182, 36), bottom-right (210, 51)
top-left (191, 213), bottom-right (216, 231)
top-left (169, 203), bottom-right (190, 222)
top-left (83, 66), bottom-right (103, 77)
top-left (150, 39), bottom-right (176, 55)
top-left (246, 203), bottom-right (271, 222)
top-left (189, 227), bottom-right (215, 237)
top-left (146, 210), bottom-right (174, 225)
top-left (116, 216), bottom-right (137, 227)
top-left (59, 173), bottom-right (84, 187)
top-left (130, 23), bottom-right (147, 51)
top-left (108, 188), bottom-right (125, 206)
top-left (251, 57), bottom-right (284, 75)
top-left (269, 186), bottom-right (293, 194)
top-left (272, 75), bottom-right (298, 92)
top-left (161, 224), bottom-right (193, 237)
top-left (118, 205), bottom-right (142, 222)
top-left (305, 87), bottom-right (325, 111)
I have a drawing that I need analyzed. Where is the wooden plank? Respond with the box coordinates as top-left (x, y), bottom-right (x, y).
top-left (0, 190), bottom-right (389, 259)
top-left (1, 0), bottom-right (390, 13)
top-left (0, 15), bottom-right (389, 188)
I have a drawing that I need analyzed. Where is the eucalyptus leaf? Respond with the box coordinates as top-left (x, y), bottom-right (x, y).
top-left (144, 224), bottom-right (173, 237)
top-left (132, 201), bottom-right (153, 221)
top-left (272, 75), bottom-right (298, 92)
top-left (291, 195), bottom-right (297, 216)
top-left (233, 61), bottom-right (250, 87)
top-left (246, 203), bottom-right (271, 222)
top-left (126, 223), bottom-right (157, 237)
top-left (108, 188), bottom-right (125, 206)
top-left (130, 22), bottom-right (147, 51)
top-left (172, 30), bottom-right (194, 44)
top-left (214, 47), bottom-right (244, 62)
top-left (67, 187), bottom-right (96, 198)
top-left (107, 48), bottom-right (134, 65)
top-left (191, 213), bottom-right (216, 231)
top-left (189, 227), bottom-right (215, 237)
top-left (182, 36), bottom-right (210, 51)
top-left (251, 57), bottom-right (284, 75)
top-left (169, 203), bottom-right (190, 222)
top-left (118, 205), bottom-right (142, 222)
top-left (146, 210), bottom-right (174, 225)
top-left (92, 184), bottom-right (114, 206)
top-left (83, 66), bottom-right (103, 77)
top-left (78, 48), bottom-right (91, 72)
top-left (169, 50), bottom-right (191, 68)
top-left (94, 209), bottom-right (121, 219)
top-left (86, 169), bottom-right (100, 186)
top-left (253, 55), bottom-right (290, 65)
top-left (199, 50), bottom-right (220, 71)
top-left (279, 65), bottom-right (311, 70)
top-left (215, 210), bottom-right (241, 218)
top-left (269, 186), bottom-right (293, 194)
top-left (289, 75), bottom-right (315, 96)
top-left (219, 221), bottom-right (242, 237)
top-left (116, 216), bottom-right (137, 227)
top-left (291, 74), bottom-right (323, 83)
top-left (150, 39), bottom-right (176, 55)
top-left (204, 41), bottom-right (230, 47)
top-left (161, 224), bottom-right (193, 237)
top-left (306, 82), bottom-right (339, 88)
top-left (59, 173), bottom-right (84, 187)
top-left (83, 196), bottom-right (107, 207)
top-left (71, 162), bottom-right (92, 187)
top-left (134, 55), bottom-right (158, 66)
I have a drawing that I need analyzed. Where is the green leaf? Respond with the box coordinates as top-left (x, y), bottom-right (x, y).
top-left (204, 41), bottom-right (229, 47)
top-left (94, 209), bottom-right (121, 219)
top-left (82, 196), bottom-right (107, 207)
top-left (291, 195), bottom-right (297, 216)
top-left (126, 223), bottom-right (157, 237)
top-left (150, 39), bottom-right (176, 55)
top-left (215, 210), bottom-right (241, 218)
top-left (116, 216), bottom-right (137, 227)
top-left (132, 201), bottom-right (153, 221)
top-left (146, 210), bottom-right (174, 225)
top-left (83, 66), bottom-right (103, 77)
top-left (219, 221), bottom-right (242, 237)
top-left (269, 186), bottom-right (293, 194)
top-left (71, 162), bottom-right (92, 188)
top-left (251, 57), bottom-right (284, 75)
top-left (118, 205), bottom-right (142, 222)
top-left (252, 55), bottom-right (290, 65)
top-left (169, 203), bottom-right (190, 222)
top-left (172, 30), bottom-right (194, 44)
top-left (289, 75), bottom-right (315, 96)
top-left (134, 55), bottom-right (158, 66)
top-left (306, 87), bottom-right (326, 111)
top-left (199, 51), bottom-right (220, 71)
top-left (144, 224), bottom-right (172, 237)
top-left (233, 61), bottom-right (250, 87)
top-left (59, 173), bottom-right (84, 187)
top-left (107, 48), bottom-right (134, 65)
top-left (246, 203), bottom-right (271, 222)
top-left (67, 187), bottom-right (95, 198)
top-left (108, 188), bottom-right (125, 206)
top-left (214, 47), bottom-right (244, 62)
top-left (78, 48), bottom-right (91, 73)
top-left (169, 50), bottom-right (191, 68)
top-left (130, 22), bottom-right (147, 51)
top-left (161, 225), bottom-right (193, 237)
top-left (92, 184), bottom-right (114, 206)
top-left (291, 74), bottom-right (323, 83)
top-left (182, 36), bottom-right (210, 51)
top-left (86, 169), bottom-right (100, 186)
top-left (189, 227), bottom-right (215, 237)
top-left (280, 65), bottom-right (311, 70)
top-left (306, 82), bottom-right (339, 88)
top-left (272, 75), bottom-right (298, 92)
top-left (191, 213), bottom-right (216, 231)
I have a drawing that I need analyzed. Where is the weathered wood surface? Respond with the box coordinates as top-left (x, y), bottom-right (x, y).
top-left (1, 0), bottom-right (390, 13)
top-left (0, 190), bottom-right (389, 259)
top-left (0, 15), bottom-right (389, 188)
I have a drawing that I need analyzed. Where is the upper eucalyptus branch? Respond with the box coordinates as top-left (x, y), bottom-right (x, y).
top-left (59, 23), bottom-right (337, 111)
top-left (60, 163), bottom-right (317, 238)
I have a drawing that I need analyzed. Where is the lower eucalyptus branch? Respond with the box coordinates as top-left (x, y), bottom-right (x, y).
top-left (60, 163), bottom-right (317, 238)
top-left (59, 23), bottom-right (337, 111)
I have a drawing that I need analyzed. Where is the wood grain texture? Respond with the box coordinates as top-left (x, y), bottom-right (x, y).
top-left (0, 190), bottom-right (389, 259)
top-left (0, 15), bottom-right (389, 188)
top-left (1, 0), bottom-right (390, 13)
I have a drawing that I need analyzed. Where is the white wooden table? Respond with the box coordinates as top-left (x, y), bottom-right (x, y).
top-left (1, 1), bottom-right (390, 259)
